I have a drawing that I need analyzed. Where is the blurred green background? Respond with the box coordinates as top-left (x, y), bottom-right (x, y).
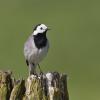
top-left (0, 0), bottom-right (100, 99)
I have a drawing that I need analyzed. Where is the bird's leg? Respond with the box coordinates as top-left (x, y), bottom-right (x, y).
top-left (29, 63), bottom-right (36, 76)
top-left (38, 64), bottom-right (43, 74)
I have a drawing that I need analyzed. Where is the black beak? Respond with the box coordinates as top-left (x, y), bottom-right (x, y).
top-left (47, 28), bottom-right (51, 31)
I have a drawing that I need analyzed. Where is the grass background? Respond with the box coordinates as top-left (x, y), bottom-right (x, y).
top-left (0, 0), bottom-right (100, 99)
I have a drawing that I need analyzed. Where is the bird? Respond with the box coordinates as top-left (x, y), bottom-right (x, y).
top-left (24, 24), bottom-right (50, 75)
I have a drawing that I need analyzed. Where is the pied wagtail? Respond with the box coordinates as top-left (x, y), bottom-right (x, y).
top-left (24, 24), bottom-right (50, 75)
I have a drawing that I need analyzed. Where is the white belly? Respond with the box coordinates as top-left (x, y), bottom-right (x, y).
top-left (30, 42), bottom-right (49, 65)
top-left (24, 37), bottom-right (49, 65)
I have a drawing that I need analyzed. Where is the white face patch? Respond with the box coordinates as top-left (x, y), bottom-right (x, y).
top-left (33, 24), bottom-right (48, 35)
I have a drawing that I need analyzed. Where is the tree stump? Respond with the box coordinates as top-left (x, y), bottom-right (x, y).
top-left (0, 70), bottom-right (69, 100)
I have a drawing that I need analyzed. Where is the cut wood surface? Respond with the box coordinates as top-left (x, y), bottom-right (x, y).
top-left (0, 70), bottom-right (69, 100)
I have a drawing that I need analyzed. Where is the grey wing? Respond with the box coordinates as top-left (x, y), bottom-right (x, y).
top-left (24, 36), bottom-right (34, 60)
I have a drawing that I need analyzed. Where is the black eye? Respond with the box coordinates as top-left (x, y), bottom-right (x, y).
top-left (40, 27), bottom-right (43, 30)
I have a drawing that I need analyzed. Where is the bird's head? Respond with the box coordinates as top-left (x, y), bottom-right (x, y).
top-left (33, 24), bottom-right (50, 35)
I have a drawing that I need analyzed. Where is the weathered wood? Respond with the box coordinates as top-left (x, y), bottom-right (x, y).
top-left (10, 79), bottom-right (25, 100)
top-left (0, 71), bottom-right (69, 100)
top-left (0, 71), bottom-right (13, 100)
